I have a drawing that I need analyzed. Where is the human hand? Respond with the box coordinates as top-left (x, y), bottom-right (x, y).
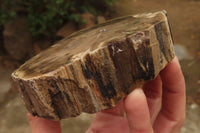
top-left (28, 56), bottom-right (185, 133)
top-left (86, 56), bottom-right (186, 133)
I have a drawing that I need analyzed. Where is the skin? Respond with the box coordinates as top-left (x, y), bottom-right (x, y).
top-left (28, 56), bottom-right (186, 133)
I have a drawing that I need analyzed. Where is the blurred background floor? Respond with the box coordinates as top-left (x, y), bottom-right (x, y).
top-left (0, 0), bottom-right (200, 133)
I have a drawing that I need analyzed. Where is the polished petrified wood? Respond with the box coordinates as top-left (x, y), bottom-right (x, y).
top-left (12, 11), bottom-right (175, 120)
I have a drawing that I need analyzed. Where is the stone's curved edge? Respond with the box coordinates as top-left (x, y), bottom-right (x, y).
top-left (11, 10), bottom-right (168, 80)
top-left (11, 11), bottom-right (175, 120)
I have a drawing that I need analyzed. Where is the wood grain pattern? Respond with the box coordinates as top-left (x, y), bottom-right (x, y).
top-left (12, 11), bottom-right (175, 120)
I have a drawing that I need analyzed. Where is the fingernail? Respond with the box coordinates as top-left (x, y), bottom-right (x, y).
top-left (130, 88), bottom-right (143, 97)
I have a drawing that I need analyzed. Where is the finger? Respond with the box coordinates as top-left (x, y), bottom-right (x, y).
top-left (143, 75), bottom-right (162, 124)
top-left (27, 113), bottom-right (61, 133)
top-left (154, 57), bottom-right (186, 133)
top-left (86, 112), bottom-right (129, 133)
top-left (101, 98), bottom-right (125, 116)
top-left (125, 88), bottom-right (153, 133)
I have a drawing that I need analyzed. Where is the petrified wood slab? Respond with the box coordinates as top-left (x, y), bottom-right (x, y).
top-left (12, 11), bottom-right (175, 120)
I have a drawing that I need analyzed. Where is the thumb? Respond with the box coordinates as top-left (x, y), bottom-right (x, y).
top-left (125, 88), bottom-right (153, 133)
top-left (27, 113), bottom-right (62, 133)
